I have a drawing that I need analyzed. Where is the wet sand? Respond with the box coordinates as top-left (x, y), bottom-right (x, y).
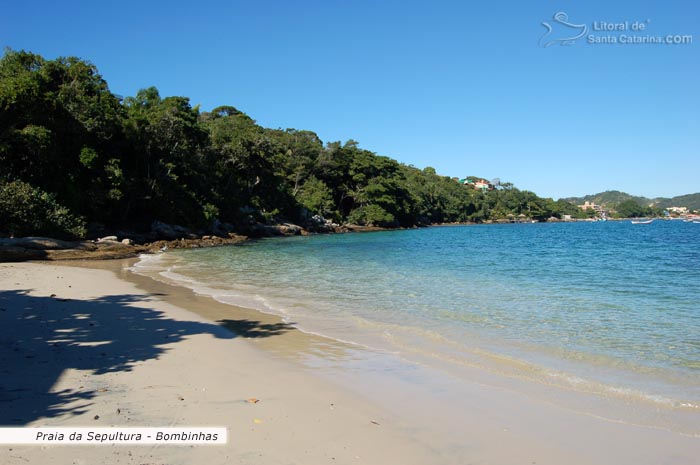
top-left (1, 260), bottom-right (698, 464)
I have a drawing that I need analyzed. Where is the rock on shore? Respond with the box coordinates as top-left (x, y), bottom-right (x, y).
top-left (0, 234), bottom-right (247, 263)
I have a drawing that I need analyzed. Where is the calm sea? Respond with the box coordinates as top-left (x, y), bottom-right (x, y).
top-left (133, 221), bottom-right (700, 433)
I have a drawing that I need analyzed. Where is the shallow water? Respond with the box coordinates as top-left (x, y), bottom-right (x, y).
top-left (133, 221), bottom-right (700, 434)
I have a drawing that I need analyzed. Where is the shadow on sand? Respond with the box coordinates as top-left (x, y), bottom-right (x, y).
top-left (217, 319), bottom-right (293, 338)
top-left (0, 289), bottom-right (290, 425)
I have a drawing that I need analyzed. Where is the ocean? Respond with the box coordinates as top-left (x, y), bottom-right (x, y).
top-left (133, 220), bottom-right (700, 435)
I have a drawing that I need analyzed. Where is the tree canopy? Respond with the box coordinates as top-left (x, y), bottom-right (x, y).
top-left (0, 50), bottom-right (589, 238)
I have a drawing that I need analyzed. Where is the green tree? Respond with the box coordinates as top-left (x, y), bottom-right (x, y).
top-left (297, 176), bottom-right (334, 217)
top-left (123, 87), bottom-right (210, 225)
top-left (1, 48), bottom-right (622, 238)
top-left (0, 49), bottom-right (127, 225)
top-left (347, 204), bottom-right (395, 226)
top-left (0, 180), bottom-right (86, 239)
top-left (614, 199), bottom-right (648, 218)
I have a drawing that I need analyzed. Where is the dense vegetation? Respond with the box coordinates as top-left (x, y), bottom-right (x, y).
top-left (563, 190), bottom-right (700, 214)
top-left (1, 50), bottom-right (587, 239)
top-left (610, 200), bottom-right (659, 219)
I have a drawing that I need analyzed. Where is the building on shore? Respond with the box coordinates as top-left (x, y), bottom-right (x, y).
top-left (459, 178), bottom-right (494, 192)
top-left (578, 201), bottom-right (609, 219)
top-left (667, 206), bottom-right (689, 215)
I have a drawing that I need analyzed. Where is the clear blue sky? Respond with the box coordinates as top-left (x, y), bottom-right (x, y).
top-left (2, 0), bottom-right (698, 199)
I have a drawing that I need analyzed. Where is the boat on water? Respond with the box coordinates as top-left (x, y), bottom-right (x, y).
top-left (631, 219), bottom-right (654, 224)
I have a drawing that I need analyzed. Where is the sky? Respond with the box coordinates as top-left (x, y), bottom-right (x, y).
top-left (1, 0), bottom-right (698, 199)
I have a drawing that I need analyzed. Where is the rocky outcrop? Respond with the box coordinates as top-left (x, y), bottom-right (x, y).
top-left (305, 215), bottom-right (340, 233)
top-left (340, 224), bottom-right (393, 232)
top-left (145, 233), bottom-right (247, 252)
top-left (150, 221), bottom-right (197, 240)
top-left (211, 219), bottom-right (236, 238)
top-left (0, 237), bottom-right (98, 261)
top-left (242, 222), bottom-right (307, 238)
top-left (0, 246), bottom-right (47, 262)
top-left (0, 237), bottom-right (96, 251)
top-left (0, 232), bottom-right (248, 263)
top-left (46, 242), bottom-right (148, 260)
top-left (0, 237), bottom-right (134, 262)
top-left (0, 214), bottom-right (384, 263)
top-left (276, 223), bottom-right (303, 236)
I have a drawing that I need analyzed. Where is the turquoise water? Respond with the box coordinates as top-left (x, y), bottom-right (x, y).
top-left (135, 221), bottom-right (700, 421)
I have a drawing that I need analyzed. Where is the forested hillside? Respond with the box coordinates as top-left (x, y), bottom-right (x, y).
top-left (563, 191), bottom-right (700, 211)
top-left (0, 50), bottom-right (583, 239)
top-left (653, 194), bottom-right (700, 211)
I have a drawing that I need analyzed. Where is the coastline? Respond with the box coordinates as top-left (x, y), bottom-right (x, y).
top-left (0, 260), bottom-right (439, 465)
top-left (0, 217), bottom-right (628, 263)
top-left (1, 259), bottom-right (698, 464)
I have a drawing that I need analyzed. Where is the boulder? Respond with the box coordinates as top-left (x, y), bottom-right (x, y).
top-left (306, 215), bottom-right (338, 233)
top-left (114, 230), bottom-right (149, 244)
top-left (0, 237), bottom-right (94, 251)
top-left (151, 221), bottom-right (196, 240)
top-left (250, 223), bottom-right (282, 237)
top-left (211, 219), bottom-right (235, 237)
top-left (277, 223), bottom-right (303, 236)
top-left (48, 242), bottom-right (144, 260)
top-left (0, 246), bottom-right (46, 262)
top-left (0, 237), bottom-right (141, 262)
top-left (121, 238), bottom-right (134, 245)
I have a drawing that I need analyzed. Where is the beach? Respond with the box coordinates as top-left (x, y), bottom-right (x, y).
top-left (1, 259), bottom-right (699, 465)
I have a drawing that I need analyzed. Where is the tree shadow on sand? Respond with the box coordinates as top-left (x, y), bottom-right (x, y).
top-left (216, 319), bottom-right (293, 338)
top-left (0, 289), bottom-right (287, 426)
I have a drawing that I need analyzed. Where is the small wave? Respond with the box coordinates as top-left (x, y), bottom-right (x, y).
top-left (129, 250), bottom-right (700, 419)
top-left (129, 252), bottom-right (172, 272)
top-left (350, 315), bottom-right (700, 413)
top-left (129, 252), bottom-right (388, 351)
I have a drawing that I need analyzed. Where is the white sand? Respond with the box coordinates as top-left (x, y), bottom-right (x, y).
top-left (1, 261), bottom-right (698, 465)
top-left (0, 262), bottom-right (437, 465)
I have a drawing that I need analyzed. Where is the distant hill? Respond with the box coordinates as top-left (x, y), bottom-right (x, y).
top-left (562, 191), bottom-right (650, 207)
top-left (654, 193), bottom-right (700, 211)
top-left (561, 190), bottom-right (700, 211)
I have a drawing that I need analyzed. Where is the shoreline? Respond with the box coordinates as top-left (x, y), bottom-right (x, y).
top-left (0, 217), bottom-right (638, 263)
top-left (0, 260), bottom-right (441, 465)
top-left (1, 259), bottom-right (699, 464)
top-left (129, 228), bottom-right (700, 434)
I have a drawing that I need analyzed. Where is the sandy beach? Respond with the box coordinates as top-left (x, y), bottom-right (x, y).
top-left (1, 260), bottom-right (699, 465)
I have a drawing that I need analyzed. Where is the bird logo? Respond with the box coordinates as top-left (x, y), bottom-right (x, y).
top-left (539, 12), bottom-right (588, 48)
